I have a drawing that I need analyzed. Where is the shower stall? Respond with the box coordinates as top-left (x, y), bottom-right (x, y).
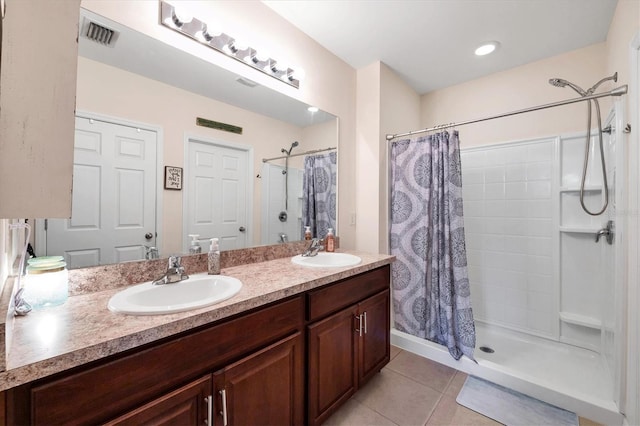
top-left (390, 99), bottom-right (626, 424)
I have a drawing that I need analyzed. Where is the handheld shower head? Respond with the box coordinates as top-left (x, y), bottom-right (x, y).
top-left (548, 78), bottom-right (587, 96)
top-left (548, 78), bottom-right (567, 88)
top-left (281, 141), bottom-right (299, 156)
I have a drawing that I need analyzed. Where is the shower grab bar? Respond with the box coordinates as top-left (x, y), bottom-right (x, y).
top-left (386, 85), bottom-right (628, 141)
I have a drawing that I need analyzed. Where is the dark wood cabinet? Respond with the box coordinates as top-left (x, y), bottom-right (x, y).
top-left (26, 296), bottom-right (304, 425)
top-left (213, 332), bottom-right (304, 426)
top-left (307, 305), bottom-right (359, 426)
top-left (6, 265), bottom-right (391, 426)
top-left (306, 266), bottom-right (391, 425)
top-left (358, 290), bottom-right (391, 384)
top-left (104, 375), bottom-right (212, 426)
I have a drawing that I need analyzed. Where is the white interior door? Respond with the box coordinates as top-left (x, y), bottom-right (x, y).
top-left (46, 117), bottom-right (157, 268)
top-left (185, 139), bottom-right (250, 251)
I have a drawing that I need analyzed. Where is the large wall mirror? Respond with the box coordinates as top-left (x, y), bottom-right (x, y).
top-left (36, 8), bottom-right (338, 269)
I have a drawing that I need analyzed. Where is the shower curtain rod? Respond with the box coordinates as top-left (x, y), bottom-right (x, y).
top-left (262, 146), bottom-right (337, 163)
top-left (386, 85), bottom-right (628, 141)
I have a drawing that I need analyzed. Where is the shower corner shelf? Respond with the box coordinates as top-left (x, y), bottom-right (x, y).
top-left (559, 311), bottom-right (602, 329)
top-left (559, 185), bottom-right (602, 193)
top-left (559, 226), bottom-right (600, 234)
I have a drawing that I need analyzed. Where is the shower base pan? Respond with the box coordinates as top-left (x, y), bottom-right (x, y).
top-left (391, 323), bottom-right (623, 425)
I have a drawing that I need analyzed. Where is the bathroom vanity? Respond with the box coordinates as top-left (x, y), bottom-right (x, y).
top-left (0, 251), bottom-right (393, 425)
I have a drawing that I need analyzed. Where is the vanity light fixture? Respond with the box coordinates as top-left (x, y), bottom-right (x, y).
top-left (160, 1), bottom-right (301, 89)
top-left (475, 41), bottom-right (500, 56)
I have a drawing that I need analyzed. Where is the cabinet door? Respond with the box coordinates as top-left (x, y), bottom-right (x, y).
top-left (307, 306), bottom-right (358, 426)
top-left (358, 289), bottom-right (391, 385)
top-left (213, 332), bottom-right (303, 426)
top-left (104, 375), bottom-right (211, 426)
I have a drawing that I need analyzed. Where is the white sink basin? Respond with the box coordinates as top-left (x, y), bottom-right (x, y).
top-left (108, 274), bottom-right (242, 315)
top-left (291, 252), bottom-right (362, 268)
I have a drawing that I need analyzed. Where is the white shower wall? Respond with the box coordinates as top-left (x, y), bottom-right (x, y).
top-left (461, 128), bottom-right (620, 355)
top-left (461, 138), bottom-right (559, 339)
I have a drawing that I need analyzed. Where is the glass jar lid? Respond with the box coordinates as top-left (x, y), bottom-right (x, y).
top-left (27, 256), bottom-right (66, 273)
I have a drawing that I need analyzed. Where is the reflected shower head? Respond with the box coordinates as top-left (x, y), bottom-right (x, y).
top-left (548, 78), bottom-right (587, 96)
top-left (282, 141), bottom-right (299, 156)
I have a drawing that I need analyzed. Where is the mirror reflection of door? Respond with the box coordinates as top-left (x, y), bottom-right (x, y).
top-left (185, 138), bottom-right (250, 251)
top-left (44, 116), bottom-right (158, 268)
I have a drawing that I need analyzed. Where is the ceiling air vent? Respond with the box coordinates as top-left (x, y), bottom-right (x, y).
top-left (81, 18), bottom-right (119, 47)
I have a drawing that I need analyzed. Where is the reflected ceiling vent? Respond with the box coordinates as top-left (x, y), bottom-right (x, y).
top-left (81, 17), bottom-right (119, 47)
top-left (235, 77), bottom-right (258, 88)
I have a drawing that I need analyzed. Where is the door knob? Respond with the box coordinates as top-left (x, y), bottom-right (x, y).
top-left (239, 226), bottom-right (246, 232)
top-left (145, 232), bottom-right (153, 240)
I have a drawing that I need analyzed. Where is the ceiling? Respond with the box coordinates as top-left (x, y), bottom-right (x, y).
top-left (264, 0), bottom-right (619, 95)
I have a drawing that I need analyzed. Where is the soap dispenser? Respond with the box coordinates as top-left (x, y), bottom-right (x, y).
top-left (325, 228), bottom-right (335, 252)
top-left (208, 238), bottom-right (221, 275)
top-left (304, 226), bottom-right (312, 241)
top-left (188, 234), bottom-right (202, 254)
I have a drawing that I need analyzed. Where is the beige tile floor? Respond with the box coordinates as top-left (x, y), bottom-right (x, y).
top-left (324, 345), bottom-right (601, 426)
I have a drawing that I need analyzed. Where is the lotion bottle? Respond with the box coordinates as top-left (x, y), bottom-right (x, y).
top-left (304, 226), bottom-right (312, 241)
top-left (188, 234), bottom-right (202, 254)
top-left (208, 238), bottom-right (221, 275)
top-left (325, 228), bottom-right (335, 252)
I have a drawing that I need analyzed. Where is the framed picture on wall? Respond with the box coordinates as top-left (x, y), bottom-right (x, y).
top-left (164, 166), bottom-right (182, 190)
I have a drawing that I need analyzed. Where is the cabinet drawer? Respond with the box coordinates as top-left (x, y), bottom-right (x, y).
top-left (30, 296), bottom-right (304, 425)
top-left (307, 266), bottom-right (390, 322)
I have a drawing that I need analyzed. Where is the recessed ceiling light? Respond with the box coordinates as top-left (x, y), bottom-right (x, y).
top-left (307, 106), bottom-right (319, 113)
top-left (475, 41), bottom-right (500, 56)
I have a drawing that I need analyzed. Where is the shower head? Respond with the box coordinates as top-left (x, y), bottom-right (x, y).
top-left (282, 141), bottom-right (299, 156)
top-left (548, 78), bottom-right (587, 96)
top-left (588, 72), bottom-right (618, 94)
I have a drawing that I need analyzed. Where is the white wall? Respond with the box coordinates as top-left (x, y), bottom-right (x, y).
top-left (380, 64), bottom-right (422, 253)
top-left (421, 43), bottom-right (608, 148)
top-left (355, 62), bottom-right (421, 253)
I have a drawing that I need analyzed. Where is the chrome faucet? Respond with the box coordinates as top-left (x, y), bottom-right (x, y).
top-left (145, 245), bottom-right (159, 260)
top-left (152, 256), bottom-right (189, 285)
top-left (302, 238), bottom-right (324, 257)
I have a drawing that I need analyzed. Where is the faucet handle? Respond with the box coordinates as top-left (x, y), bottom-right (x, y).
top-left (168, 255), bottom-right (181, 268)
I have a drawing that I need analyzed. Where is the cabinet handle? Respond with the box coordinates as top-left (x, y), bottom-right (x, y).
top-left (363, 311), bottom-right (367, 335)
top-left (205, 395), bottom-right (213, 425)
top-left (355, 314), bottom-right (363, 336)
top-left (219, 389), bottom-right (228, 426)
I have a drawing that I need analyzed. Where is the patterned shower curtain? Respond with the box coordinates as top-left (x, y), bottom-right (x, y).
top-left (302, 151), bottom-right (337, 240)
top-left (389, 131), bottom-right (475, 361)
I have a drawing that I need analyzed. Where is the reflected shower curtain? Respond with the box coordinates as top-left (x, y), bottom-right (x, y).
top-left (389, 131), bottom-right (475, 360)
top-left (302, 151), bottom-right (337, 239)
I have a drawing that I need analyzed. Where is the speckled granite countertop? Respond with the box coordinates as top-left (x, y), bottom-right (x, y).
top-left (0, 251), bottom-right (394, 391)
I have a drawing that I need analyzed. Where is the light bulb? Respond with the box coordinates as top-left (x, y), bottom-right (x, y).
top-left (195, 24), bottom-right (213, 42)
top-left (173, 7), bottom-right (193, 25)
top-left (291, 67), bottom-right (306, 82)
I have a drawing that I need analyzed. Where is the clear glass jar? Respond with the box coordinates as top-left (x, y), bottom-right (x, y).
top-left (24, 256), bottom-right (69, 309)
